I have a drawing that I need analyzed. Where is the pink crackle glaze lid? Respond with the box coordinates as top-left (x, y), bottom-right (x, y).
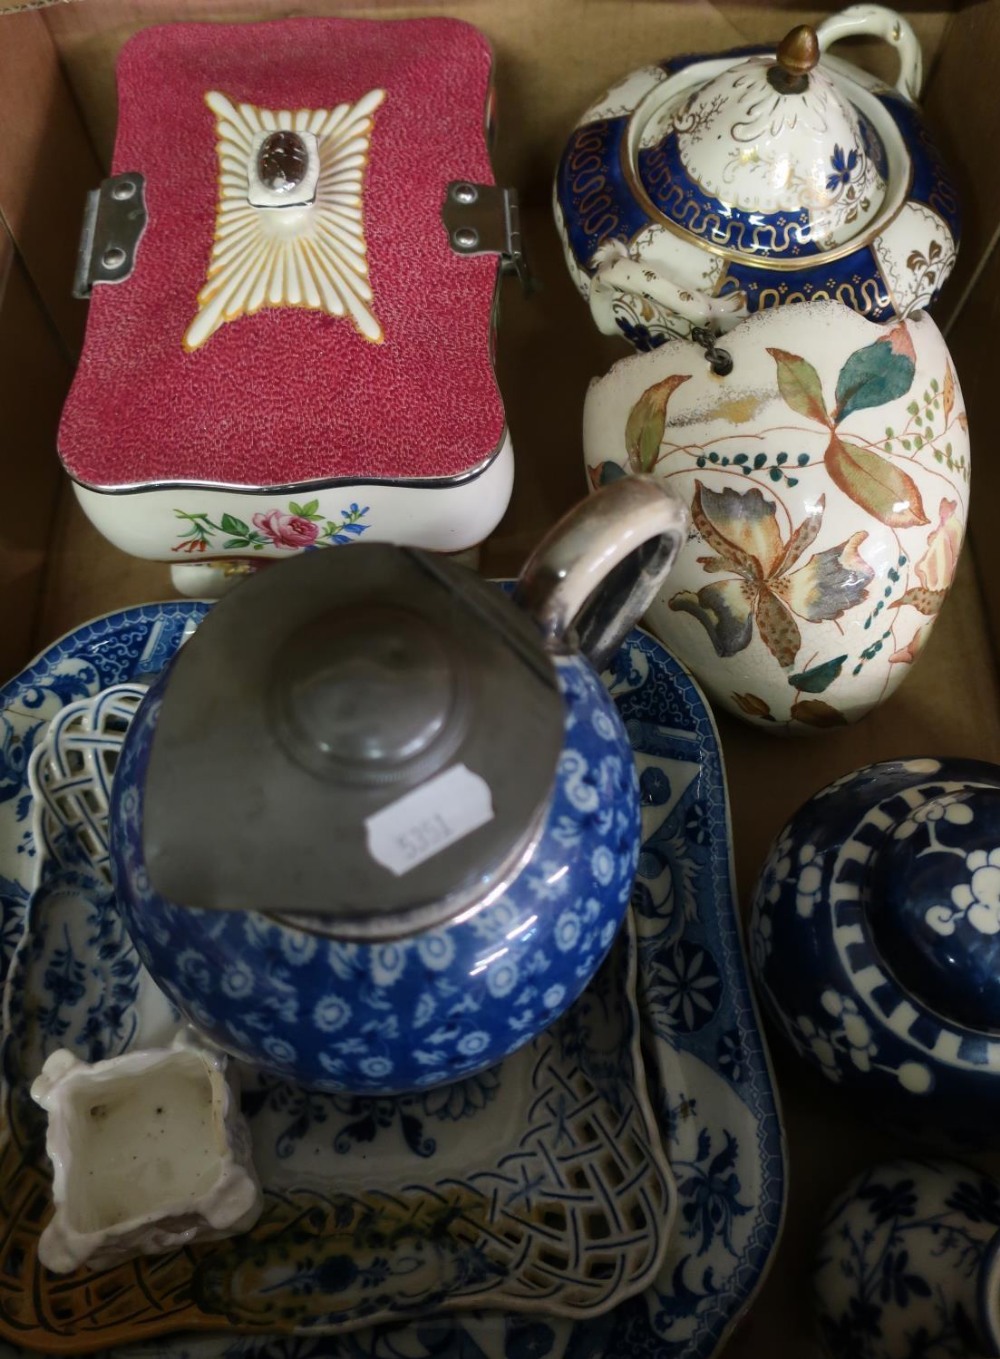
top-left (59, 17), bottom-right (506, 492)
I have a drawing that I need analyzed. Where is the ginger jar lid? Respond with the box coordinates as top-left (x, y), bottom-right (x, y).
top-left (863, 782), bottom-right (1000, 1033)
top-left (631, 25), bottom-right (890, 257)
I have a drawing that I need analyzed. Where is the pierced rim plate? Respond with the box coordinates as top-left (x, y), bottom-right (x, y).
top-left (0, 601), bottom-right (786, 1359)
top-left (3, 765), bottom-right (675, 1335)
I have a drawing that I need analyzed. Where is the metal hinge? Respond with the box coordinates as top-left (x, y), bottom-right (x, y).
top-left (442, 182), bottom-right (534, 293)
top-left (73, 173), bottom-right (148, 300)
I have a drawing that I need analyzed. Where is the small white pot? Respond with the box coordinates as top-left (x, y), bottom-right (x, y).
top-left (31, 1033), bottom-right (262, 1273)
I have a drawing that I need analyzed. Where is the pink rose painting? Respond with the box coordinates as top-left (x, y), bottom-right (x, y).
top-left (172, 501), bottom-right (370, 554)
top-left (252, 509), bottom-right (320, 550)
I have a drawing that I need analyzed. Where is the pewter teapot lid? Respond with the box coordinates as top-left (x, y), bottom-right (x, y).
top-left (632, 24), bottom-right (889, 256)
top-left (141, 545), bottom-right (567, 941)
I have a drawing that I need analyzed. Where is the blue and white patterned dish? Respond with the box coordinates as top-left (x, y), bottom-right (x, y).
top-left (9, 678), bottom-right (674, 1326)
top-left (0, 603), bottom-right (786, 1359)
top-left (4, 868), bottom-right (674, 1329)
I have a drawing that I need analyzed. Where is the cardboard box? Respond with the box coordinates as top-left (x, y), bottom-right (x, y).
top-left (2, 1), bottom-right (999, 1353)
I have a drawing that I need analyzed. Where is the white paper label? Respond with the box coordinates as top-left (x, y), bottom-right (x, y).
top-left (365, 764), bottom-right (495, 877)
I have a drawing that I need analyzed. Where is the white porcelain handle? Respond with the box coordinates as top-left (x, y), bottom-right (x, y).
top-left (588, 248), bottom-right (748, 340)
top-left (816, 4), bottom-right (923, 101)
top-left (513, 476), bottom-right (689, 673)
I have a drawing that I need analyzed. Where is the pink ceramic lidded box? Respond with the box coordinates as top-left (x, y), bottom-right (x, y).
top-left (59, 17), bottom-right (518, 588)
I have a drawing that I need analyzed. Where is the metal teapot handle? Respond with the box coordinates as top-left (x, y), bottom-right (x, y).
top-left (512, 476), bottom-right (689, 673)
top-left (816, 4), bottom-right (923, 101)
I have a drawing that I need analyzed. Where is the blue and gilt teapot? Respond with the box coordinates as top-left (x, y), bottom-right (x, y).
top-left (109, 478), bottom-right (688, 1095)
top-left (555, 4), bottom-right (960, 350)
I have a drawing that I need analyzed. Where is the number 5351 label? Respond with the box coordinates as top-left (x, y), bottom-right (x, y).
top-left (364, 764), bottom-right (494, 877)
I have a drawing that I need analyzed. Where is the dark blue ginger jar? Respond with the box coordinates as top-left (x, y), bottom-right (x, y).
top-left (814, 1157), bottom-right (1000, 1359)
top-left (750, 758), bottom-right (1000, 1143)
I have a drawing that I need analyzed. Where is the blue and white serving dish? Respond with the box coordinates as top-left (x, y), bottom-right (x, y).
top-left (0, 603), bottom-right (785, 1358)
top-left (750, 758), bottom-right (1000, 1143)
top-left (554, 4), bottom-right (960, 350)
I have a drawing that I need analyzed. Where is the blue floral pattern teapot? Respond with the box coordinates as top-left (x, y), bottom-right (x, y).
top-left (555, 4), bottom-right (960, 351)
top-left (109, 478), bottom-right (689, 1095)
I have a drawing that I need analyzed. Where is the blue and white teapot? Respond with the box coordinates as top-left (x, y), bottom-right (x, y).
top-left (555, 4), bottom-right (960, 350)
top-left (109, 478), bottom-right (688, 1095)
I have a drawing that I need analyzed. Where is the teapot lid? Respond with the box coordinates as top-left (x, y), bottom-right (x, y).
top-left (631, 25), bottom-right (889, 257)
top-left (140, 545), bottom-right (564, 941)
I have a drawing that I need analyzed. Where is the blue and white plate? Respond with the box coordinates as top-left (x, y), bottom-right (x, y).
top-left (0, 603), bottom-right (786, 1358)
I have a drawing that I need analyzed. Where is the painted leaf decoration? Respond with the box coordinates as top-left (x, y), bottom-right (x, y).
top-left (669, 580), bottom-right (754, 658)
top-left (788, 655), bottom-right (847, 693)
top-left (791, 698), bottom-right (848, 727)
top-left (958, 411), bottom-right (969, 432)
top-left (773, 496), bottom-right (824, 574)
top-left (732, 692), bottom-right (775, 720)
top-left (943, 365), bottom-right (955, 425)
top-left (766, 348), bottom-right (829, 425)
top-left (588, 460), bottom-right (627, 491)
top-left (890, 586), bottom-right (947, 616)
top-left (825, 434), bottom-right (929, 528)
top-left (689, 483), bottom-right (760, 579)
top-left (708, 1130), bottom-right (739, 1176)
top-left (624, 373), bottom-right (691, 473)
top-left (833, 325), bottom-right (916, 423)
top-left (754, 590), bottom-right (801, 669)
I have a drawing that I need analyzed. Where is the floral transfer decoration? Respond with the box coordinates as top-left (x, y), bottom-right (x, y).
top-left (668, 482), bottom-right (872, 669)
top-left (816, 1161), bottom-right (1000, 1359)
top-left (173, 501), bottom-right (370, 554)
top-left (588, 313), bottom-right (969, 727)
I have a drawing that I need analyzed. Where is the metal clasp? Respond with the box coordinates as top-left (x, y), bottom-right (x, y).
top-left (73, 173), bottom-right (148, 300)
top-left (442, 182), bottom-right (533, 293)
top-left (690, 325), bottom-right (734, 377)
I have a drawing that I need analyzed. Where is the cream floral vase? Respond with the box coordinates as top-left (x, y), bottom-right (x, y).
top-left (583, 300), bottom-right (969, 730)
